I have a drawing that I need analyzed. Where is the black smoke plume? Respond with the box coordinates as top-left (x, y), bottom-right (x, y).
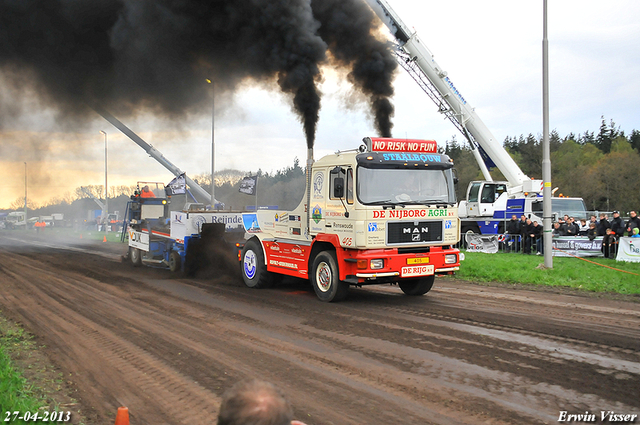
top-left (0, 0), bottom-right (397, 146)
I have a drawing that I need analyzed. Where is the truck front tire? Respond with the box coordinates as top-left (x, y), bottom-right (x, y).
top-left (311, 251), bottom-right (349, 302)
top-left (399, 275), bottom-right (435, 296)
top-left (241, 239), bottom-right (274, 289)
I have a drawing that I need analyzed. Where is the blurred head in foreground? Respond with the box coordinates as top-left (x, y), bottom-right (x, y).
top-left (218, 379), bottom-right (306, 425)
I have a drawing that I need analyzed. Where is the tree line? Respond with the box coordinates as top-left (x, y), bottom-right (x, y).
top-left (5, 117), bottom-right (638, 220)
top-left (446, 117), bottom-right (640, 213)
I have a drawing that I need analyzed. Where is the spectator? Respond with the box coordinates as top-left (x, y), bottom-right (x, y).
top-left (602, 228), bottom-right (617, 259)
top-left (610, 211), bottom-right (625, 238)
top-left (626, 210), bottom-right (640, 236)
top-left (632, 227), bottom-right (640, 238)
top-left (587, 222), bottom-right (597, 241)
top-left (596, 213), bottom-right (610, 236)
top-left (552, 222), bottom-right (566, 238)
top-left (523, 218), bottom-right (534, 254)
top-left (505, 214), bottom-right (521, 253)
top-left (530, 220), bottom-right (543, 255)
top-left (217, 379), bottom-right (307, 425)
top-left (589, 215), bottom-right (598, 227)
top-left (519, 215), bottom-right (528, 252)
top-left (578, 218), bottom-right (589, 236)
top-left (565, 217), bottom-right (579, 237)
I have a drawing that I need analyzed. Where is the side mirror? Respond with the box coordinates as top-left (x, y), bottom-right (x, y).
top-left (333, 177), bottom-right (345, 198)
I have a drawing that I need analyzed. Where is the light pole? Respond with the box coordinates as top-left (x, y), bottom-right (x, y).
top-left (206, 78), bottom-right (215, 209)
top-left (24, 162), bottom-right (27, 229)
top-left (100, 130), bottom-right (108, 234)
top-left (542, 0), bottom-right (553, 268)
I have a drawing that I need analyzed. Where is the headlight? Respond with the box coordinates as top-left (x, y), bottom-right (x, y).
top-left (370, 259), bottom-right (384, 269)
top-left (445, 254), bottom-right (457, 264)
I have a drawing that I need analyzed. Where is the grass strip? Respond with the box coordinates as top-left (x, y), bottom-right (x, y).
top-left (0, 322), bottom-right (45, 420)
top-left (457, 251), bottom-right (640, 295)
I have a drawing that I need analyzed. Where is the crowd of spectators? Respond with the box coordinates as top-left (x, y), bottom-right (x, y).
top-left (503, 210), bottom-right (640, 256)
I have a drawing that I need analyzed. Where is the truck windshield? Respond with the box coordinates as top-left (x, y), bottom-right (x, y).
top-left (357, 168), bottom-right (456, 205)
top-left (532, 198), bottom-right (588, 219)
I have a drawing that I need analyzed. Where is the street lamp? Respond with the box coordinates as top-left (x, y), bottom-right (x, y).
top-left (206, 78), bottom-right (215, 209)
top-left (100, 130), bottom-right (108, 235)
top-left (24, 162), bottom-right (27, 230)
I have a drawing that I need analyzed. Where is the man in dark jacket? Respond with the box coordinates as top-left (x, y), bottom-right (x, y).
top-left (522, 218), bottom-right (534, 254)
top-left (530, 220), bottom-right (543, 254)
top-left (597, 213), bottom-right (610, 236)
top-left (505, 214), bottom-right (521, 252)
top-left (626, 210), bottom-right (640, 236)
top-left (610, 211), bottom-right (625, 238)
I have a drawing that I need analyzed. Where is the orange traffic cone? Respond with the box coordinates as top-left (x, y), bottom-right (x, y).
top-left (114, 407), bottom-right (129, 425)
top-left (103, 235), bottom-right (107, 243)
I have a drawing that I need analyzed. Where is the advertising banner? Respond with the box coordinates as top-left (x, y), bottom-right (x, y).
top-left (616, 237), bottom-right (640, 262)
top-left (551, 237), bottom-right (603, 257)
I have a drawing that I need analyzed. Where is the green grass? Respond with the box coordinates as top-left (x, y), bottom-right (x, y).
top-left (0, 323), bottom-right (45, 421)
top-left (457, 251), bottom-right (640, 295)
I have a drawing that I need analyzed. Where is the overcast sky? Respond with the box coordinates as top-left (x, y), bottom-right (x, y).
top-left (2, 0), bottom-right (639, 209)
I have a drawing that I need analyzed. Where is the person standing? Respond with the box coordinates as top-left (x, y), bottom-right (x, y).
top-left (530, 220), bottom-right (543, 255)
top-left (626, 210), bottom-right (640, 236)
top-left (523, 218), bottom-right (534, 254)
top-left (610, 211), bottom-right (625, 238)
top-left (519, 215), bottom-right (528, 253)
top-left (505, 214), bottom-right (521, 253)
top-left (597, 213), bottom-right (610, 236)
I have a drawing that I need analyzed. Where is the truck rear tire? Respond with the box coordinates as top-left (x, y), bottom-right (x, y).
top-left (399, 275), bottom-right (435, 296)
top-left (130, 247), bottom-right (142, 267)
top-left (311, 251), bottom-right (349, 302)
top-left (241, 239), bottom-right (274, 289)
top-left (169, 251), bottom-right (181, 273)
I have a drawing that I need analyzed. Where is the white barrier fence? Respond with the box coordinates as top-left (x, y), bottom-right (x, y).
top-left (462, 234), bottom-right (639, 262)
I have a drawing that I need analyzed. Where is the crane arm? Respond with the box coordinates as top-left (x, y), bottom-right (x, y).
top-left (369, 0), bottom-right (540, 194)
top-left (92, 105), bottom-right (219, 204)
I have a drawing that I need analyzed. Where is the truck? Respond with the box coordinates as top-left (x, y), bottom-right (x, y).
top-left (239, 137), bottom-right (461, 302)
top-left (369, 0), bottom-right (587, 235)
top-left (124, 138), bottom-right (462, 302)
top-left (123, 182), bottom-right (244, 274)
top-left (5, 211), bottom-right (27, 229)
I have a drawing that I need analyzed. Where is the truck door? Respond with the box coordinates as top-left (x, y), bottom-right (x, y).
top-left (326, 166), bottom-right (355, 248)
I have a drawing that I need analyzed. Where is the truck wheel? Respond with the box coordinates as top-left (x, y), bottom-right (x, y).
top-left (241, 239), bottom-right (274, 289)
top-left (130, 247), bottom-right (142, 267)
top-left (311, 251), bottom-right (349, 302)
top-left (169, 251), bottom-right (181, 273)
top-left (399, 275), bottom-right (435, 296)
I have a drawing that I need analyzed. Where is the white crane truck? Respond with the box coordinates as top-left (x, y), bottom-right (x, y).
top-left (239, 137), bottom-right (461, 302)
top-left (369, 0), bottom-right (587, 234)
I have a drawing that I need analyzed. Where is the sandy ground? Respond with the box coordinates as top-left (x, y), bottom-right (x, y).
top-left (0, 231), bottom-right (638, 424)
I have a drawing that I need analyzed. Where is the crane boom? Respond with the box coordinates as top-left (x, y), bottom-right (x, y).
top-left (369, 0), bottom-right (541, 195)
top-left (92, 106), bottom-right (219, 205)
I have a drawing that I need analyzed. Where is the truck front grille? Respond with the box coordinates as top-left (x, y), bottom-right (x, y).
top-left (387, 221), bottom-right (443, 244)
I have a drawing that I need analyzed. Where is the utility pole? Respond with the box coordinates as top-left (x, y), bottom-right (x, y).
top-left (206, 79), bottom-right (215, 209)
top-left (542, 0), bottom-right (553, 268)
top-left (100, 130), bottom-right (108, 235)
top-left (24, 162), bottom-right (27, 229)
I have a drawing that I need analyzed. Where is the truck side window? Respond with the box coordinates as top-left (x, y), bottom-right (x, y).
top-left (346, 168), bottom-right (354, 204)
top-left (468, 182), bottom-right (481, 202)
top-left (480, 184), bottom-right (495, 203)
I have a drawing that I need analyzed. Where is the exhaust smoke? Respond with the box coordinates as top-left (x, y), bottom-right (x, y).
top-left (0, 0), bottom-right (398, 146)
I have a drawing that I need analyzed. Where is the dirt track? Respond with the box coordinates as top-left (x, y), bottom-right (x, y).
top-left (0, 232), bottom-right (638, 425)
